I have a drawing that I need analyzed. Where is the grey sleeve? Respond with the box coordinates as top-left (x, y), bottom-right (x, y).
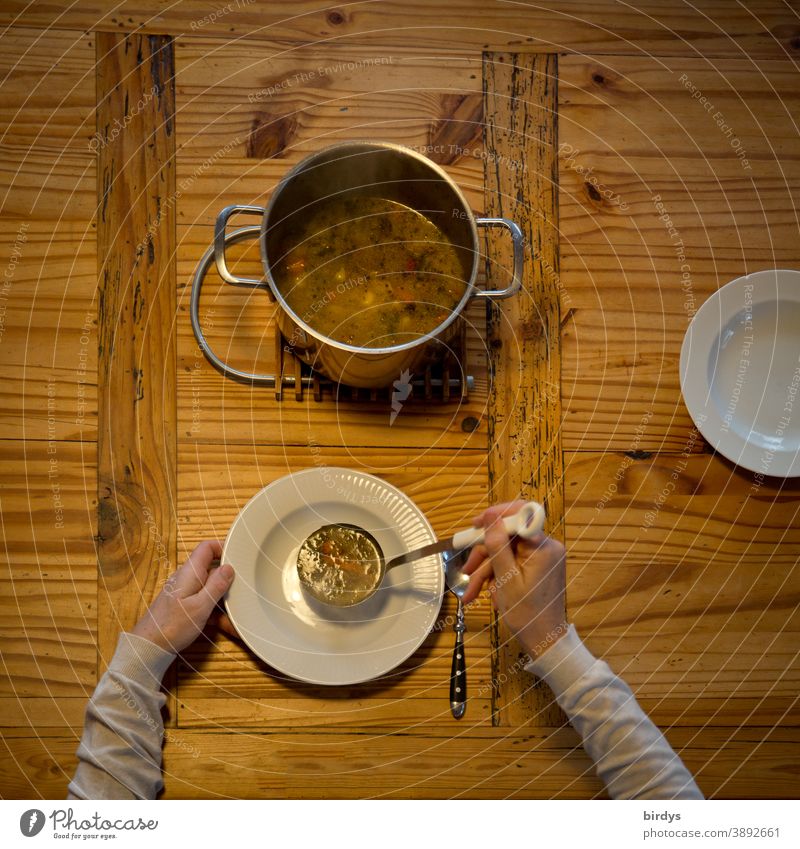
top-left (67, 632), bottom-right (176, 800)
top-left (526, 625), bottom-right (703, 800)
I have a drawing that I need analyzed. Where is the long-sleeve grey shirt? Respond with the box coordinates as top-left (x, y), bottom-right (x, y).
top-left (68, 625), bottom-right (702, 799)
top-left (67, 633), bottom-right (175, 800)
top-left (525, 625), bottom-right (702, 799)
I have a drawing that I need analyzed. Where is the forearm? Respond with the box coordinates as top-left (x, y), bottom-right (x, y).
top-left (526, 626), bottom-right (703, 800)
top-left (67, 633), bottom-right (175, 800)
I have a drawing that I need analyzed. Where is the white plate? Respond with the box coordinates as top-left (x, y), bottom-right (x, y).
top-left (680, 269), bottom-right (800, 477)
top-left (222, 468), bottom-right (444, 685)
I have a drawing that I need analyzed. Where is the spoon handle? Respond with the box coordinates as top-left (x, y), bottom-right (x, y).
top-left (450, 599), bottom-right (466, 719)
top-left (451, 501), bottom-right (545, 550)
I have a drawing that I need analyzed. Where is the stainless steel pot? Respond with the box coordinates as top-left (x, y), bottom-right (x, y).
top-left (190, 141), bottom-right (524, 388)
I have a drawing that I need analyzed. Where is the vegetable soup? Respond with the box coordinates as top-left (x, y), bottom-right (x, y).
top-left (273, 196), bottom-right (467, 348)
top-left (297, 524), bottom-right (383, 606)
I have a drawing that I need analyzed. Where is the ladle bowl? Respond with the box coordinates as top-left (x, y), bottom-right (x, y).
top-left (296, 523), bottom-right (390, 607)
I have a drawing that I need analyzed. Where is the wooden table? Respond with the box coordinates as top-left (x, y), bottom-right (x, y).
top-left (1, 1), bottom-right (799, 799)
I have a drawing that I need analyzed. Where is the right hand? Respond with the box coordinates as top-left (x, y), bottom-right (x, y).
top-left (461, 501), bottom-right (568, 659)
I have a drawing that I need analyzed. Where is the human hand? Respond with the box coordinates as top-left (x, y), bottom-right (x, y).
top-left (461, 501), bottom-right (567, 659)
top-left (131, 540), bottom-right (235, 653)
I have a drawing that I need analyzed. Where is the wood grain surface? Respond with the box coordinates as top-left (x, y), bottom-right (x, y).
top-left (0, 29), bottom-right (97, 442)
top-left (558, 56), bottom-right (800, 251)
top-left (1, 1), bottom-right (799, 800)
top-left (0, 221), bottom-right (97, 442)
top-left (0, 27), bottom-right (99, 744)
top-left (483, 52), bottom-right (565, 727)
top-left (565, 451), bottom-right (800, 728)
top-left (173, 37), bottom-right (486, 226)
top-left (0, 440), bottom-right (96, 702)
top-left (0, 29), bottom-right (95, 224)
top-left (558, 54), bottom-right (800, 454)
top-left (560, 245), bottom-right (800, 452)
top-left (3, 726), bottom-right (800, 799)
top-left (1, 2), bottom-right (798, 57)
top-left (95, 33), bottom-right (178, 668)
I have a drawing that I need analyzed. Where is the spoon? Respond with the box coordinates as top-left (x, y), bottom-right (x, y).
top-left (443, 549), bottom-right (471, 719)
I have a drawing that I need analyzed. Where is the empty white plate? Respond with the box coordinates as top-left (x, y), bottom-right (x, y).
top-left (680, 269), bottom-right (800, 477)
top-left (222, 467), bottom-right (444, 685)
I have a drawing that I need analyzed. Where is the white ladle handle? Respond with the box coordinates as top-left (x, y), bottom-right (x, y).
top-left (451, 501), bottom-right (546, 550)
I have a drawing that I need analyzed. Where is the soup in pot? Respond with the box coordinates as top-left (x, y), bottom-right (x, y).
top-left (273, 196), bottom-right (467, 348)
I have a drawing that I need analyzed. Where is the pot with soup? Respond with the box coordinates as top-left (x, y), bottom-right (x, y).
top-left (190, 141), bottom-right (524, 388)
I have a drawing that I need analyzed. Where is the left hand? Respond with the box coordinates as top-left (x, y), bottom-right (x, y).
top-left (131, 540), bottom-right (235, 653)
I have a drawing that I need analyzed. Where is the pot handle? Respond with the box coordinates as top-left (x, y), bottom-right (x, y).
top-left (214, 204), bottom-right (266, 286)
top-left (473, 217), bottom-right (525, 299)
top-left (191, 225), bottom-right (279, 387)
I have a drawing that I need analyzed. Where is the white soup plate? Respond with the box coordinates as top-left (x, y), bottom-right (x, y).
top-left (222, 467), bottom-right (444, 685)
top-left (680, 268), bottom-right (800, 477)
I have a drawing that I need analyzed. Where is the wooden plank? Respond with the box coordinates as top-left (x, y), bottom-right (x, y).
top-left (0, 28), bottom-right (95, 152)
top-left (0, 221), bottom-right (97, 442)
top-left (0, 441), bottom-right (96, 698)
top-left (0, 698), bottom-right (86, 728)
top-left (4, 726), bottom-right (799, 799)
top-left (558, 56), bottom-right (800, 250)
top-left (0, 2), bottom-right (797, 57)
top-left (565, 451), bottom-right (800, 727)
top-left (176, 444), bottom-right (494, 725)
top-left (176, 445), bottom-right (489, 543)
top-left (560, 166), bottom-right (798, 252)
top-left (175, 38), bottom-right (483, 147)
top-left (178, 696), bottom-right (493, 729)
top-left (560, 244), bottom-right (800, 452)
top-left (0, 26), bottom-right (98, 743)
top-left (0, 29), bottom-right (95, 223)
top-left (174, 37), bottom-right (485, 226)
top-left (176, 224), bottom-right (489, 448)
top-left (0, 29), bottom-right (97, 441)
top-left (635, 698), bottom-right (799, 729)
top-left (557, 56), bottom-right (800, 454)
top-left (484, 53), bottom-right (564, 727)
top-left (162, 727), bottom-right (601, 800)
top-left (560, 57), bottom-right (800, 169)
top-left (95, 33), bottom-right (177, 669)
top-left (178, 611), bottom-right (493, 700)
top-left (0, 150), bottom-right (93, 222)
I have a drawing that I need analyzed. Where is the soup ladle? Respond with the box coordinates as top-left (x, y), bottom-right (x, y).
top-left (296, 501), bottom-right (545, 609)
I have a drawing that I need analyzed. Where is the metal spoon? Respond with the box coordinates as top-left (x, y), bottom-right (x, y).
top-left (443, 549), bottom-right (471, 719)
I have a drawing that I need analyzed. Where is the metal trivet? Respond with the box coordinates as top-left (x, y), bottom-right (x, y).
top-left (272, 319), bottom-right (474, 403)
